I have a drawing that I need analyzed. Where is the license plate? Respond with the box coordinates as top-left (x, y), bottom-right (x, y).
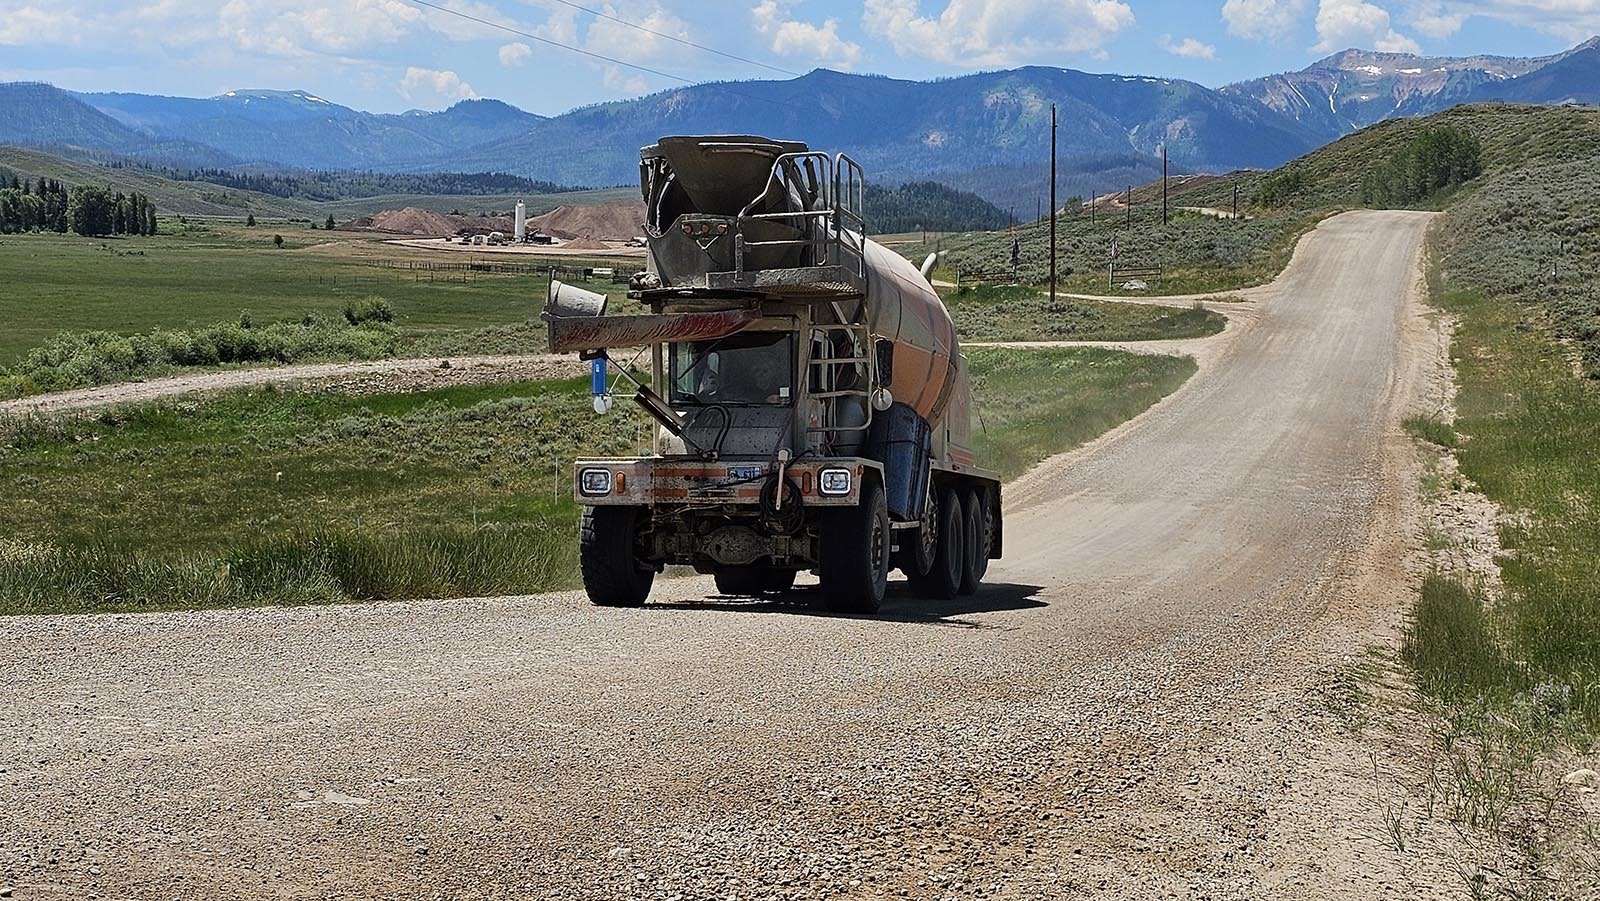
top-left (726, 466), bottom-right (763, 481)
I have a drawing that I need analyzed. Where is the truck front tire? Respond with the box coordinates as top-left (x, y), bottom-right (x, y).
top-left (819, 478), bottom-right (890, 613)
top-left (580, 506), bottom-right (655, 607)
top-left (908, 484), bottom-right (963, 600)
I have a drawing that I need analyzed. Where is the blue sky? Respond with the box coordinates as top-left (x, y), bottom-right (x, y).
top-left (1, 1), bottom-right (1595, 114)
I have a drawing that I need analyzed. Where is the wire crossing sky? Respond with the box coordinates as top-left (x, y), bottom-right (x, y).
top-left (0, 0), bottom-right (1594, 114)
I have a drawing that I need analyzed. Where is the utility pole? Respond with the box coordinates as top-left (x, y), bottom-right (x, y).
top-left (1232, 183), bottom-right (1239, 221)
top-left (1049, 103), bottom-right (1057, 305)
top-left (1162, 143), bottom-right (1169, 226)
top-left (1126, 185), bottom-right (1132, 227)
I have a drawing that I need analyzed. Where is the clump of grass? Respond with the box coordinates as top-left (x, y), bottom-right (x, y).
top-left (0, 526), bottom-right (572, 615)
top-left (1405, 414), bottom-right (1459, 449)
top-left (341, 295), bottom-right (395, 325)
top-left (11, 313), bottom-right (404, 393)
top-left (1403, 574), bottom-right (1520, 702)
top-left (0, 373), bottom-right (39, 399)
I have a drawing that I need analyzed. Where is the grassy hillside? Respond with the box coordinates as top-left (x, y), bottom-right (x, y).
top-left (0, 146), bottom-right (314, 218)
top-left (1183, 103), bottom-right (1600, 212)
top-left (0, 146), bottom-right (637, 221)
top-left (917, 103), bottom-right (1597, 300)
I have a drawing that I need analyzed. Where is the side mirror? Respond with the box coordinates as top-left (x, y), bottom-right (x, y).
top-left (874, 338), bottom-right (894, 388)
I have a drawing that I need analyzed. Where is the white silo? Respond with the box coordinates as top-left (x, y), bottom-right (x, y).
top-left (514, 201), bottom-right (526, 243)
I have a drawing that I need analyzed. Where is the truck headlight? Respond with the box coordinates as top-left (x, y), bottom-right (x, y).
top-left (819, 468), bottom-right (852, 496)
top-left (579, 468), bottom-right (613, 496)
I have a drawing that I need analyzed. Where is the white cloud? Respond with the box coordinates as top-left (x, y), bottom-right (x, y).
top-left (1396, 1), bottom-right (1600, 42)
top-left (862, 0), bottom-right (1136, 67)
top-left (398, 66), bottom-right (478, 108)
top-left (499, 41), bottom-right (532, 66)
top-left (1221, 0), bottom-right (1310, 40)
top-left (584, 3), bottom-right (691, 61)
top-left (0, 0), bottom-right (537, 58)
top-left (602, 64), bottom-right (648, 94)
top-left (1160, 34), bottom-right (1217, 59)
top-left (1314, 0), bottom-right (1422, 53)
top-left (1406, 2), bottom-right (1467, 37)
top-left (752, 0), bottom-right (864, 68)
top-left (0, 4), bottom-right (85, 44)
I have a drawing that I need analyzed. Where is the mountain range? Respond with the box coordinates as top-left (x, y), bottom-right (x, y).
top-left (1222, 37), bottom-right (1600, 139)
top-left (1, 36), bottom-right (1595, 208)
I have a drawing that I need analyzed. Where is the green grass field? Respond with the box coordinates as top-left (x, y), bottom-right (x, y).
top-left (0, 224), bottom-right (630, 367)
top-left (0, 227), bottom-right (1220, 396)
top-left (0, 345), bottom-right (1193, 614)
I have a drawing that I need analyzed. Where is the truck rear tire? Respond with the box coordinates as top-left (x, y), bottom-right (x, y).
top-left (959, 487), bottom-right (990, 596)
top-left (908, 484), bottom-right (963, 600)
top-left (818, 478), bottom-right (890, 613)
top-left (580, 506), bottom-right (654, 607)
top-left (715, 565), bottom-right (797, 596)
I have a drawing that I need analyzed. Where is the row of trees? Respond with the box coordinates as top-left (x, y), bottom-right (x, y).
top-left (0, 175), bottom-right (69, 234)
top-left (118, 163), bottom-right (581, 201)
top-left (0, 175), bottom-right (158, 236)
top-left (1360, 126), bottom-right (1483, 206)
top-left (66, 186), bottom-right (158, 236)
top-left (866, 181), bottom-right (1016, 233)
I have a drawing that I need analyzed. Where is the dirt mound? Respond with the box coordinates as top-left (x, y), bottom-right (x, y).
top-left (560, 237), bottom-right (609, 250)
top-left (531, 202), bottom-right (645, 241)
top-left (338, 207), bottom-right (456, 236)
top-left (338, 207), bottom-right (516, 236)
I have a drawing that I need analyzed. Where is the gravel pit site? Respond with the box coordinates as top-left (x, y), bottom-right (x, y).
top-left (1, 210), bottom-right (1459, 899)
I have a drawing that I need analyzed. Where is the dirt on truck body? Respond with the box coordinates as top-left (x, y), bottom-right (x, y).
top-left (543, 135), bottom-right (1002, 612)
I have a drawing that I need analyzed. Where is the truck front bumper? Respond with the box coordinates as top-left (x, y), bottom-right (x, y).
top-left (572, 457), bottom-right (880, 507)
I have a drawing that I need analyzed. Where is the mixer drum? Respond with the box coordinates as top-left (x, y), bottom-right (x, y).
top-left (860, 239), bottom-right (960, 426)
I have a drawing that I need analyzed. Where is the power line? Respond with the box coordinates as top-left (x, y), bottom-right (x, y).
top-left (542, 0), bottom-right (803, 78)
top-left (401, 0), bottom-right (798, 109)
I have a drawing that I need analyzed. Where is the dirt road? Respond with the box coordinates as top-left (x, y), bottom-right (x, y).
top-left (0, 354), bottom-right (584, 415)
top-left (0, 211), bottom-right (1453, 899)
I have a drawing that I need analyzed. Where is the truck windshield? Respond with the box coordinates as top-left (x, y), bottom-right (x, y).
top-left (669, 331), bottom-right (794, 406)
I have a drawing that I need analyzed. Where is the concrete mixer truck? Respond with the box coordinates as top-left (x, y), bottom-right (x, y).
top-left (543, 135), bottom-right (1002, 613)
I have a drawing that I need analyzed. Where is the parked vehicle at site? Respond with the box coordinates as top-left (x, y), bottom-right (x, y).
top-left (544, 135), bottom-right (1001, 612)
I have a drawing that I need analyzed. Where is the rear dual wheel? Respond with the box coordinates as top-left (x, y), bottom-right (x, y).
top-left (907, 483), bottom-right (991, 600)
top-left (908, 485), bottom-right (964, 599)
top-left (960, 487), bottom-right (991, 596)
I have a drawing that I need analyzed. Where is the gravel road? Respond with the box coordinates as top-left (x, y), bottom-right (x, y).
top-left (1, 211), bottom-right (1456, 899)
top-left (0, 355), bottom-right (585, 415)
